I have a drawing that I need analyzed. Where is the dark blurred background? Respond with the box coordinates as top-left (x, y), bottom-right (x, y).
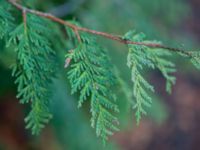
top-left (0, 0), bottom-right (200, 150)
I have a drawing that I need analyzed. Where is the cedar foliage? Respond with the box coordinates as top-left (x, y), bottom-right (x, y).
top-left (124, 31), bottom-right (176, 123)
top-left (0, 0), bottom-right (200, 143)
top-left (65, 22), bottom-right (119, 142)
top-left (9, 14), bottom-right (56, 135)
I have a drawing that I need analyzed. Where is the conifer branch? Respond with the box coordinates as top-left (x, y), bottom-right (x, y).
top-left (2, 0), bottom-right (200, 143)
top-left (7, 0), bottom-right (193, 57)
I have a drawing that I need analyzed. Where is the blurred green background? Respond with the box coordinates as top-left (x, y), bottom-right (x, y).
top-left (0, 0), bottom-right (200, 149)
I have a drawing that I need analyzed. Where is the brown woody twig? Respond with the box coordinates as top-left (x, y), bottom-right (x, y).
top-left (7, 0), bottom-right (193, 57)
top-left (22, 8), bottom-right (27, 34)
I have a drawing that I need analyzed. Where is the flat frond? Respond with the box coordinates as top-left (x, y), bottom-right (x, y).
top-left (190, 51), bottom-right (200, 70)
top-left (65, 21), bottom-right (119, 142)
top-left (0, 1), bottom-right (15, 39)
top-left (9, 14), bottom-right (56, 134)
top-left (124, 31), bottom-right (177, 123)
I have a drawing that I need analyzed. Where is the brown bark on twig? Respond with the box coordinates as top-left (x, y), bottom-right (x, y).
top-left (7, 0), bottom-right (193, 57)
